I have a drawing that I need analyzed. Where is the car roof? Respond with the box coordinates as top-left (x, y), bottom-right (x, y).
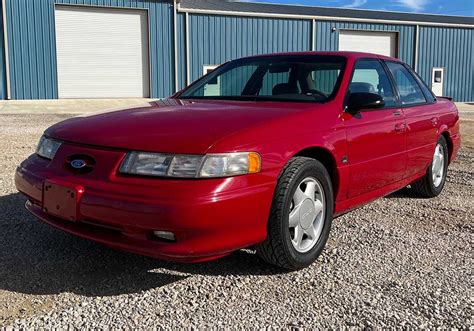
top-left (237, 51), bottom-right (402, 63)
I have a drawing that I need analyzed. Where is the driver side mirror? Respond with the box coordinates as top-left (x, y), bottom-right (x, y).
top-left (346, 92), bottom-right (385, 114)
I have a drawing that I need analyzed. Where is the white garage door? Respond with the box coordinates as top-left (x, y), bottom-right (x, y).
top-left (55, 6), bottom-right (149, 98)
top-left (339, 30), bottom-right (397, 57)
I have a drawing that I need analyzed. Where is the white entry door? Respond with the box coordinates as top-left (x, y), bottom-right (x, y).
top-left (431, 68), bottom-right (444, 96)
top-left (339, 30), bottom-right (397, 57)
top-left (55, 6), bottom-right (150, 98)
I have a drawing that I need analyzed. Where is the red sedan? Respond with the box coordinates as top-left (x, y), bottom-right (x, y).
top-left (15, 52), bottom-right (460, 270)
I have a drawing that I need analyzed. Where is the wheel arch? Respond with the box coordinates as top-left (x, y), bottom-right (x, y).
top-left (292, 147), bottom-right (340, 201)
top-left (439, 129), bottom-right (454, 163)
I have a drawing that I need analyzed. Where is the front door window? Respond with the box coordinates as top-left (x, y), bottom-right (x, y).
top-left (349, 59), bottom-right (397, 108)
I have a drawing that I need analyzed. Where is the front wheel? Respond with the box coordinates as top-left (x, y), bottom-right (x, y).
top-left (256, 157), bottom-right (333, 270)
top-left (411, 136), bottom-right (449, 198)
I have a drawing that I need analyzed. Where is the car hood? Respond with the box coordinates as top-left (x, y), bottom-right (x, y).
top-left (45, 99), bottom-right (318, 154)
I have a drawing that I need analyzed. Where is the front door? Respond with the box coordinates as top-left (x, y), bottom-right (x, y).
top-left (343, 59), bottom-right (407, 198)
top-left (431, 67), bottom-right (444, 97)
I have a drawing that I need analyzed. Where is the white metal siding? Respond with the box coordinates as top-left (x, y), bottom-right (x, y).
top-left (339, 30), bottom-right (397, 57)
top-left (55, 6), bottom-right (150, 98)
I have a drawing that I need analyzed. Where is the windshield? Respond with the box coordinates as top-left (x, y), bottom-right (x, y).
top-left (179, 55), bottom-right (347, 103)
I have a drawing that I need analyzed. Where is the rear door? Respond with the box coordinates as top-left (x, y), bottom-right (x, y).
top-left (384, 61), bottom-right (437, 179)
top-left (343, 59), bottom-right (407, 198)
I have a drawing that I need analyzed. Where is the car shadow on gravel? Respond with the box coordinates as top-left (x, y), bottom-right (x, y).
top-left (0, 193), bottom-right (282, 297)
top-left (386, 187), bottom-right (423, 199)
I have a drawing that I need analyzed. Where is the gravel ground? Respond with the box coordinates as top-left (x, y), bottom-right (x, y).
top-left (0, 113), bottom-right (472, 328)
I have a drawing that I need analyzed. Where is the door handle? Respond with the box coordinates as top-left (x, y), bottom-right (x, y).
top-left (394, 123), bottom-right (406, 133)
top-left (393, 111), bottom-right (402, 116)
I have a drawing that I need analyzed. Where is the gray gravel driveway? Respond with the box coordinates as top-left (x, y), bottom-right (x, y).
top-left (0, 113), bottom-right (472, 328)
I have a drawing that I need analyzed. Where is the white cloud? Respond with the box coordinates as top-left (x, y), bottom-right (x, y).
top-left (395, 0), bottom-right (430, 12)
top-left (342, 0), bottom-right (368, 8)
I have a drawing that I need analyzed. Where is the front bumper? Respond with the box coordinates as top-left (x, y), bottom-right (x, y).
top-left (15, 152), bottom-right (276, 262)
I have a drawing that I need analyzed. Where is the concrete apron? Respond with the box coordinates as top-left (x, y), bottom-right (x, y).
top-left (456, 102), bottom-right (474, 114)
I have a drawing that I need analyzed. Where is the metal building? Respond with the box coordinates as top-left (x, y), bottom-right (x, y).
top-left (0, 0), bottom-right (472, 101)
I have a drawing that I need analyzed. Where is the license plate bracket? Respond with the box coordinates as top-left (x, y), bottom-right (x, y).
top-left (43, 181), bottom-right (84, 222)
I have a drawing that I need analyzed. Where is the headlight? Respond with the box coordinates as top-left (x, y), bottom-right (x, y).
top-left (199, 153), bottom-right (261, 178)
top-left (119, 152), bottom-right (261, 178)
top-left (36, 136), bottom-right (62, 160)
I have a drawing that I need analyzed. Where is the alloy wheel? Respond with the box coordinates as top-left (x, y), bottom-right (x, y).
top-left (432, 143), bottom-right (445, 188)
top-left (289, 177), bottom-right (326, 253)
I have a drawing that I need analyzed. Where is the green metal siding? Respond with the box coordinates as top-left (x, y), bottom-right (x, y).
top-left (4, 0), bottom-right (174, 99)
top-left (418, 26), bottom-right (474, 102)
top-left (315, 21), bottom-right (416, 67)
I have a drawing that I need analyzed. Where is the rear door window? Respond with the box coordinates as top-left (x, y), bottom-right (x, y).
top-left (405, 65), bottom-right (437, 103)
top-left (385, 61), bottom-right (427, 106)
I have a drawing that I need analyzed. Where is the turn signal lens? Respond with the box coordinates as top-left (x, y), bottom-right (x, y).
top-left (248, 152), bottom-right (262, 174)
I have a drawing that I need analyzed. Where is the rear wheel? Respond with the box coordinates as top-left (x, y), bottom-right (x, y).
top-left (257, 157), bottom-right (333, 270)
top-left (411, 136), bottom-right (449, 198)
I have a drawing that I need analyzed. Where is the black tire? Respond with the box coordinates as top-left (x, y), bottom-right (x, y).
top-left (411, 136), bottom-right (449, 198)
top-left (256, 157), bottom-right (333, 270)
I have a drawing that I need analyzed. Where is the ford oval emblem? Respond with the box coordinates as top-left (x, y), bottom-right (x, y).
top-left (71, 159), bottom-right (87, 169)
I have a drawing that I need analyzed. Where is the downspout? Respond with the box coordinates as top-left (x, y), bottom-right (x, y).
top-left (414, 24), bottom-right (419, 72)
top-left (2, 0), bottom-right (10, 99)
top-left (185, 12), bottom-right (190, 85)
top-left (173, 0), bottom-right (179, 93)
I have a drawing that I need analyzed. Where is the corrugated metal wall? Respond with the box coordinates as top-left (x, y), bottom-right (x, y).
top-left (187, 14), bottom-right (311, 83)
top-left (0, 2), bottom-right (472, 101)
top-left (315, 21), bottom-right (416, 67)
top-left (4, 0), bottom-right (57, 99)
top-left (3, 0), bottom-right (174, 99)
top-left (418, 26), bottom-right (473, 102)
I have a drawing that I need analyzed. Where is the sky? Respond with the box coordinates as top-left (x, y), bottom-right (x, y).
top-left (242, 0), bottom-right (474, 16)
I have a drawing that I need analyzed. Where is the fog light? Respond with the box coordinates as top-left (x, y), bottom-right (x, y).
top-left (153, 230), bottom-right (176, 242)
